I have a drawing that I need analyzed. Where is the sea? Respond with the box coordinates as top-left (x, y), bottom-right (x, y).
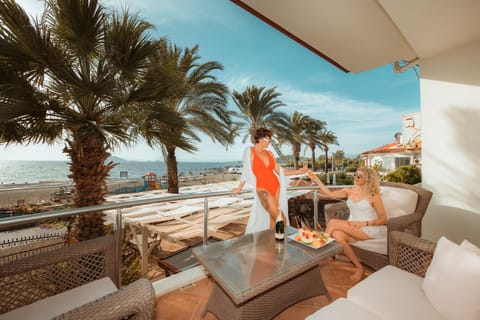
top-left (0, 160), bottom-right (242, 184)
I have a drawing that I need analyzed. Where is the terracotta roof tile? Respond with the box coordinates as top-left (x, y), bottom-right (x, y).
top-left (360, 140), bottom-right (421, 155)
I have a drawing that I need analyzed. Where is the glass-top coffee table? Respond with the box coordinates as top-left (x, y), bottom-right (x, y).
top-left (193, 226), bottom-right (342, 320)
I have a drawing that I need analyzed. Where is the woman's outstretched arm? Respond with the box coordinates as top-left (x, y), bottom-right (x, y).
top-left (308, 171), bottom-right (348, 199)
top-left (273, 156), bottom-right (308, 177)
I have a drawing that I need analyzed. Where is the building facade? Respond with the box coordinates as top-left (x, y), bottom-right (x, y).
top-left (360, 112), bottom-right (421, 172)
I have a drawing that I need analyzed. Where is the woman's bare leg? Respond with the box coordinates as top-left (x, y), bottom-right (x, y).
top-left (256, 189), bottom-right (280, 228)
top-left (326, 219), bottom-right (370, 240)
top-left (326, 219), bottom-right (370, 282)
top-left (331, 230), bottom-right (364, 282)
top-left (326, 219), bottom-right (343, 234)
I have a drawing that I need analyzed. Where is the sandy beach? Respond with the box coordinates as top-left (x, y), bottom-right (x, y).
top-left (0, 173), bottom-right (242, 208)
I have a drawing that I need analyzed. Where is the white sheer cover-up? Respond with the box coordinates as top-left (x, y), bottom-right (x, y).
top-left (239, 147), bottom-right (290, 234)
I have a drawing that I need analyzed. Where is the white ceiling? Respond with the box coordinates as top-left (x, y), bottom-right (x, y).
top-left (232, 0), bottom-right (480, 73)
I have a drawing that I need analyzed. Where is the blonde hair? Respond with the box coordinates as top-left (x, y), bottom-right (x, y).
top-left (358, 167), bottom-right (380, 195)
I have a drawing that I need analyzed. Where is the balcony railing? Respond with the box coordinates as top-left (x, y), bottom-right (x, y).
top-left (0, 185), bottom-right (334, 286)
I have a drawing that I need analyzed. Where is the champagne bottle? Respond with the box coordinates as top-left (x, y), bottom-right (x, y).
top-left (275, 209), bottom-right (285, 241)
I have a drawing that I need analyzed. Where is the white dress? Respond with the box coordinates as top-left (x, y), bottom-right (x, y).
top-left (347, 198), bottom-right (386, 239)
top-left (239, 147), bottom-right (290, 234)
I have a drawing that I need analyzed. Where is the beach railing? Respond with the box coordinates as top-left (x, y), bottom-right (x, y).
top-left (0, 184), bottom-right (331, 287)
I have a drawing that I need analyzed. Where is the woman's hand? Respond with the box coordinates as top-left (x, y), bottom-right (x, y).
top-left (300, 165), bottom-right (308, 173)
top-left (308, 171), bottom-right (323, 186)
top-left (233, 181), bottom-right (245, 196)
top-left (348, 221), bottom-right (365, 228)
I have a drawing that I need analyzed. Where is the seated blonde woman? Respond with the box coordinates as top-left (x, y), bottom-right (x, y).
top-left (308, 168), bottom-right (387, 282)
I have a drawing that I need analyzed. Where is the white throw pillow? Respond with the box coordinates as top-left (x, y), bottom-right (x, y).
top-left (461, 239), bottom-right (480, 255)
top-left (422, 237), bottom-right (480, 320)
top-left (380, 186), bottom-right (418, 219)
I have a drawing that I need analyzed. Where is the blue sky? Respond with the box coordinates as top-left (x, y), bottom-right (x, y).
top-left (1, 0), bottom-right (419, 162)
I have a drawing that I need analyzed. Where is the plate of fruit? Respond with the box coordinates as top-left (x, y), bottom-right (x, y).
top-left (289, 228), bottom-right (334, 249)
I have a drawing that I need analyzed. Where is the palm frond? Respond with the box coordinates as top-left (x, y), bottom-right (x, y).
top-left (46, 0), bottom-right (105, 58)
top-left (231, 85), bottom-right (288, 143)
top-left (106, 8), bottom-right (156, 81)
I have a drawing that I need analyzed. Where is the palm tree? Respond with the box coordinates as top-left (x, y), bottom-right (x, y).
top-left (231, 85), bottom-right (289, 144)
top-left (140, 42), bottom-right (235, 194)
top-left (281, 111), bottom-right (313, 169)
top-left (318, 130), bottom-right (338, 181)
top-left (304, 119), bottom-right (327, 171)
top-left (0, 0), bottom-right (183, 241)
top-left (231, 85), bottom-right (290, 163)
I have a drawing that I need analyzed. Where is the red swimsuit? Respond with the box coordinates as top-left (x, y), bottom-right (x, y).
top-left (251, 148), bottom-right (279, 197)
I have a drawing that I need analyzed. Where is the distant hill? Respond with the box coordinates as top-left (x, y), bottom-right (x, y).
top-left (108, 156), bottom-right (127, 163)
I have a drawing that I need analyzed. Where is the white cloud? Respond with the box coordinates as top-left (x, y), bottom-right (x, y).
top-left (281, 85), bottom-right (408, 154)
top-left (16, 0), bottom-right (231, 27)
top-left (103, 0), bottom-right (236, 32)
top-left (224, 74), bottom-right (410, 156)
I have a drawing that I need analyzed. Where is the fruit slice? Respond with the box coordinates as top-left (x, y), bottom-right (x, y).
top-left (300, 230), bottom-right (313, 243)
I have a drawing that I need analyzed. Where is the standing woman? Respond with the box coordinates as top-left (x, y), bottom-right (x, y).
top-left (308, 167), bottom-right (387, 282)
top-left (233, 128), bottom-right (307, 234)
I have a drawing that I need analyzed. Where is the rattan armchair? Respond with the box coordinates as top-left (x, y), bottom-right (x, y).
top-left (0, 235), bottom-right (155, 319)
top-left (389, 230), bottom-right (436, 277)
top-left (324, 181), bottom-right (433, 270)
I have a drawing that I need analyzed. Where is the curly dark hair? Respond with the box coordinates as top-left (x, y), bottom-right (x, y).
top-left (253, 128), bottom-right (273, 143)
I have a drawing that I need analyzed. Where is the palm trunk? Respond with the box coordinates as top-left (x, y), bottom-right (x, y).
top-left (324, 147), bottom-right (329, 183)
top-left (166, 145), bottom-right (179, 194)
top-left (64, 137), bottom-right (116, 242)
top-left (310, 145), bottom-right (316, 171)
top-left (293, 142), bottom-right (300, 169)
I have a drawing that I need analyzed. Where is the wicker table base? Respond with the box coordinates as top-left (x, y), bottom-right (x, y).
top-left (202, 265), bottom-right (329, 320)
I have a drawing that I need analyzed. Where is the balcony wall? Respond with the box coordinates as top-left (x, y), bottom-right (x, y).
top-left (420, 38), bottom-right (480, 245)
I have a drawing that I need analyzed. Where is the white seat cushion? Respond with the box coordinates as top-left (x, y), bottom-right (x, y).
top-left (461, 239), bottom-right (480, 255)
top-left (305, 298), bottom-right (381, 320)
top-left (348, 266), bottom-right (445, 320)
top-left (423, 237), bottom-right (480, 320)
top-left (0, 277), bottom-right (117, 320)
top-left (352, 237), bottom-right (387, 255)
top-left (380, 186), bottom-right (418, 219)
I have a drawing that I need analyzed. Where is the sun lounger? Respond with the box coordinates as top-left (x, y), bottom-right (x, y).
top-left (180, 198), bottom-right (205, 205)
top-left (207, 208), bottom-right (250, 230)
top-left (125, 205), bottom-right (204, 224)
top-left (124, 212), bottom-right (166, 223)
top-left (231, 198), bottom-right (253, 208)
top-left (154, 202), bottom-right (182, 211)
top-left (160, 205), bottom-right (204, 217)
top-left (208, 197), bottom-right (241, 208)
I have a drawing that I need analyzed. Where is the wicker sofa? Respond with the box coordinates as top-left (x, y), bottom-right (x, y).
top-left (306, 231), bottom-right (480, 320)
top-left (0, 235), bottom-right (155, 320)
top-left (324, 181), bottom-right (433, 270)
